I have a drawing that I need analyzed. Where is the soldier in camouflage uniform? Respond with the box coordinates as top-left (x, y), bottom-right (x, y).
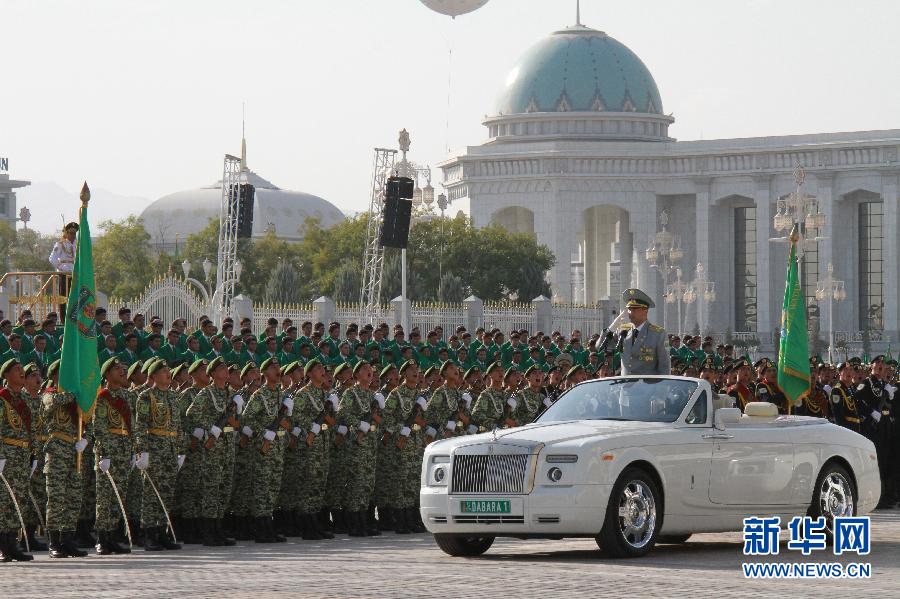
top-left (424, 362), bottom-right (474, 441)
top-left (241, 357), bottom-right (289, 543)
top-left (471, 362), bottom-right (515, 431)
top-left (93, 358), bottom-right (133, 555)
top-left (230, 362), bottom-right (260, 540)
top-left (125, 359), bottom-right (153, 545)
top-left (276, 361), bottom-right (306, 537)
top-left (323, 364), bottom-right (352, 534)
top-left (174, 359), bottom-right (209, 544)
top-left (383, 361), bottom-right (427, 534)
top-left (514, 365), bottom-right (547, 425)
top-left (0, 359), bottom-right (35, 561)
top-left (185, 357), bottom-right (240, 546)
top-left (38, 360), bottom-right (89, 558)
top-left (133, 360), bottom-right (184, 551)
top-left (293, 359), bottom-right (335, 540)
top-left (21, 363), bottom-right (48, 552)
top-left (373, 364), bottom-right (399, 531)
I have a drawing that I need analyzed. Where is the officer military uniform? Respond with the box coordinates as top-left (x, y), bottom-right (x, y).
top-left (854, 368), bottom-right (893, 507)
top-left (618, 289), bottom-right (671, 376)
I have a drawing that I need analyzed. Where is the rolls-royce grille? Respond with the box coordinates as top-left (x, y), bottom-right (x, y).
top-left (451, 454), bottom-right (529, 494)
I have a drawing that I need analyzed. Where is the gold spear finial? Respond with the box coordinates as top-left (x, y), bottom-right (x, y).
top-left (80, 181), bottom-right (91, 205)
top-left (789, 223), bottom-right (800, 244)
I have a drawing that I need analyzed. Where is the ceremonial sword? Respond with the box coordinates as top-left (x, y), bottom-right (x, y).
top-left (0, 471), bottom-right (29, 553)
top-left (142, 469), bottom-right (177, 543)
top-left (103, 467), bottom-right (132, 549)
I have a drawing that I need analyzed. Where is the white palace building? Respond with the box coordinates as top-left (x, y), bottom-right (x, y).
top-left (439, 19), bottom-right (900, 351)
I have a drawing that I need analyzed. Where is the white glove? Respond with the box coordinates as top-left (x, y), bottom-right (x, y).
top-left (823, 385), bottom-right (833, 395)
top-left (416, 396), bottom-right (428, 410)
top-left (400, 426), bottom-right (411, 437)
top-left (177, 455), bottom-right (185, 470)
top-left (0, 458), bottom-right (6, 473)
top-left (282, 398), bottom-right (294, 412)
top-left (872, 410), bottom-right (882, 423)
top-left (311, 423), bottom-right (321, 435)
top-left (291, 426), bottom-right (302, 437)
top-left (507, 397), bottom-right (518, 409)
top-left (242, 426), bottom-right (253, 437)
top-left (192, 427), bottom-right (205, 440)
top-left (337, 425), bottom-right (348, 436)
top-left (467, 424), bottom-right (478, 435)
top-left (209, 425), bottom-right (222, 439)
top-left (327, 394), bottom-right (339, 409)
top-left (30, 460), bottom-right (37, 476)
top-left (135, 452), bottom-right (150, 470)
top-left (375, 393), bottom-right (386, 409)
top-left (462, 392), bottom-right (472, 408)
top-left (886, 385), bottom-right (897, 400)
top-left (232, 395), bottom-right (244, 414)
top-left (75, 438), bottom-right (88, 454)
top-left (445, 420), bottom-right (456, 431)
top-left (425, 426), bottom-right (438, 438)
top-left (543, 397), bottom-right (553, 408)
top-left (263, 430), bottom-right (276, 441)
top-left (99, 458), bottom-right (110, 473)
top-left (358, 421), bottom-right (371, 433)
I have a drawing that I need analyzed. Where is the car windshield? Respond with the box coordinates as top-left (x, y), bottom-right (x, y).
top-left (537, 378), bottom-right (700, 423)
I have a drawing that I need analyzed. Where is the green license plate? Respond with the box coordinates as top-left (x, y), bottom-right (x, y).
top-left (460, 500), bottom-right (511, 514)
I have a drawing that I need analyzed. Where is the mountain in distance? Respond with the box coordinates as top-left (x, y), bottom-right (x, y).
top-left (15, 181), bottom-right (151, 235)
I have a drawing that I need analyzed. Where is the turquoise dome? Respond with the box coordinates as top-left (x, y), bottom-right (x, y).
top-left (496, 25), bottom-right (663, 116)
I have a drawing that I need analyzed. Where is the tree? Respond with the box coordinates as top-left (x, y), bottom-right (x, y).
top-left (517, 261), bottom-right (552, 301)
top-left (332, 261), bottom-right (361, 303)
top-left (264, 260), bottom-right (303, 304)
top-left (9, 228), bottom-right (56, 272)
top-left (439, 272), bottom-right (466, 303)
top-left (93, 216), bottom-right (156, 299)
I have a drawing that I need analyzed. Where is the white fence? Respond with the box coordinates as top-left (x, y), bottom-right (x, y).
top-left (108, 275), bottom-right (210, 328)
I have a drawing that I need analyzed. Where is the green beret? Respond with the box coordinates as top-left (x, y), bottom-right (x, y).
top-left (206, 356), bottom-right (226, 376)
top-left (100, 357), bottom-right (120, 379)
top-left (188, 359), bottom-right (208, 375)
top-left (423, 366), bottom-right (435, 377)
top-left (503, 366), bottom-right (518, 379)
top-left (228, 362), bottom-right (241, 372)
top-left (147, 360), bottom-right (168, 377)
top-left (47, 359), bottom-right (61, 378)
top-left (127, 361), bottom-right (143, 380)
top-left (23, 362), bottom-right (39, 376)
top-left (398, 360), bottom-right (418, 375)
top-left (241, 362), bottom-right (258, 378)
top-left (379, 363), bottom-right (397, 379)
top-left (259, 357), bottom-right (279, 372)
top-left (485, 361), bottom-right (503, 375)
top-left (352, 360), bottom-right (369, 375)
top-left (439, 360), bottom-right (455, 376)
top-left (282, 361), bottom-right (301, 376)
top-left (140, 357), bottom-right (159, 374)
top-left (171, 363), bottom-right (186, 379)
top-left (523, 364), bottom-right (540, 376)
top-left (304, 359), bottom-right (323, 377)
top-left (463, 366), bottom-right (481, 379)
top-left (565, 364), bottom-right (583, 379)
top-left (333, 362), bottom-right (350, 378)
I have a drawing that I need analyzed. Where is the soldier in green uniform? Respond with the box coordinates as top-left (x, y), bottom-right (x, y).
top-left (514, 364), bottom-right (546, 424)
top-left (133, 361), bottom-right (184, 551)
top-left (93, 358), bottom-right (133, 555)
top-left (20, 363), bottom-right (48, 553)
top-left (174, 359), bottom-right (209, 544)
top-left (274, 361), bottom-right (305, 537)
top-left (229, 362), bottom-right (260, 540)
top-left (0, 360), bottom-right (35, 561)
top-left (424, 361), bottom-right (471, 441)
top-left (241, 357), bottom-right (289, 543)
top-left (335, 361), bottom-right (380, 536)
top-left (185, 357), bottom-right (240, 546)
top-left (471, 362), bottom-right (515, 431)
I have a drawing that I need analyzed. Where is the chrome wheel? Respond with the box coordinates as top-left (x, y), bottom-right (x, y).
top-left (617, 480), bottom-right (657, 549)
top-left (818, 471), bottom-right (854, 532)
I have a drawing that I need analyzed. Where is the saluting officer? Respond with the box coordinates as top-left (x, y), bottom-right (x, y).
top-left (619, 289), bottom-right (670, 376)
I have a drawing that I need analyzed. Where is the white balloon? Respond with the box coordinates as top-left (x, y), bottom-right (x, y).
top-left (419, 0), bottom-right (490, 18)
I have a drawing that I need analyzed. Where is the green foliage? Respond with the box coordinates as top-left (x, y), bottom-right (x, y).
top-left (8, 227), bottom-right (56, 272)
top-left (265, 260), bottom-right (302, 304)
top-left (439, 272), bottom-right (465, 303)
top-left (332, 261), bottom-right (361, 303)
top-left (93, 216), bottom-right (156, 299)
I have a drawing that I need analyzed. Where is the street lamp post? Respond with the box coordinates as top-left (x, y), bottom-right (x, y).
top-left (683, 263), bottom-right (716, 339)
top-left (645, 210), bottom-right (683, 332)
top-left (815, 262), bottom-right (846, 364)
top-left (437, 192), bottom-right (448, 301)
top-left (181, 258), bottom-right (243, 313)
top-left (665, 267), bottom-right (689, 337)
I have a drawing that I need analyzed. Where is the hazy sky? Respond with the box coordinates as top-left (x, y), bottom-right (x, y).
top-left (4, 0), bottom-right (900, 231)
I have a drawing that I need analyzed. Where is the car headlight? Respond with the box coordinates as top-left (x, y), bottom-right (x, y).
top-left (434, 466), bottom-right (446, 483)
top-left (547, 467), bottom-right (563, 482)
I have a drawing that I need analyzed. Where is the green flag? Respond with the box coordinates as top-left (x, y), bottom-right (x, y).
top-left (777, 225), bottom-right (810, 409)
top-left (59, 183), bottom-right (101, 416)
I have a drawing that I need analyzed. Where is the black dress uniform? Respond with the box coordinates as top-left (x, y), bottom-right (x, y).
top-left (829, 383), bottom-right (861, 433)
top-left (855, 375), bottom-right (893, 506)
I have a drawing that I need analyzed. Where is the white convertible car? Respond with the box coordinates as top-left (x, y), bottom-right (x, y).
top-left (420, 376), bottom-right (880, 558)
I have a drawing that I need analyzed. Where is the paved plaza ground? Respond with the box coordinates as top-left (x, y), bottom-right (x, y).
top-left (2, 512), bottom-right (899, 598)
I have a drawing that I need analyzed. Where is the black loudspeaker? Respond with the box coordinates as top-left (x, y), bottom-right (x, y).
top-left (237, 183), bottom-right (255, 238)
top-left (386, 176), bottom-right (414, 200)
top-left (379, 197), bottom-right (413, 248)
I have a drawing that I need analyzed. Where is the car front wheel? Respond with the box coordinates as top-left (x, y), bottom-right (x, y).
top-left (596, 467), bottom-right (662, 558)
top-left (434, 534), bottom-right (495, 557)
top-left (810, 463), bottom-right (856, 537)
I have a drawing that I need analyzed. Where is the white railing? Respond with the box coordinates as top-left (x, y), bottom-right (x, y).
top-left (410, 302), bottom-right (466, 335)
top-left (251, 303), bottom-right (316, 333)
top-left (483, 301), bottom-right (535, 334)
top-left (551, 303), bottom-right (608, 337)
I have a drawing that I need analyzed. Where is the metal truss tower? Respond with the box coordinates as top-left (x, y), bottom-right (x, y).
top-left (215, 153), bottom-right (243, 321)
top-left (360, 147), bottom-right (398, 324)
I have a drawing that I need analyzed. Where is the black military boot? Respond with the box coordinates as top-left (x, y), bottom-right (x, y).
top-left (128, 519), bottom-right (144, 547)
top-left (332, 509), bottom-right (347, 534)
top-left (22, 524), bottom-right (47, 551)
top-left (95, 530), bottom-right (112, 555)
top-left (313, 512), bottom-right (334, 539)
top-left (0, 531), bottom-right (11, 562)
top-left (202, 518), bottom-right (223, 547)
top-left (367, 504), bottom-right (378, 530)
top-left (143, 527), bottom-right (164, 551)
top-left (48, 530), bottom-right (68, 558)
top-left (348, 511), bottom-right (366, 537)
top-left (409, 508), bottom-right (426, 533)
top-left (159, 527), bottom-right (182, 550)
top-left (301, 513), bottom-right (322, 540)
top-left (269, 516), bottom-right (286, 543)
top-left (62, 530), bottom-right (89, 557)
top-left (378, 506), bottom-right (394, 531)
top-left (104, 529), bottom-right (131, 554)
top-left (2, 531), bottom-right (33, 561)
top-left (254, 517), bottom-right (275, 543)
top-left (215, 519), bottom-right (236, 546)
top-left (75, 519), bottom-right (96, 548)
top-left (394, 507), bottom-right (410, 534)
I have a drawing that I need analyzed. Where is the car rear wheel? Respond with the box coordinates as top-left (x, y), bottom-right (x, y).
top-left (434, 534), bottom-right (495, 557)
top-left (809, 463), bottom-right (856, 537)
top-left (657, 534), bottom-right (691, 544)
top-left (596, 467), bottom-right (661, 558)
